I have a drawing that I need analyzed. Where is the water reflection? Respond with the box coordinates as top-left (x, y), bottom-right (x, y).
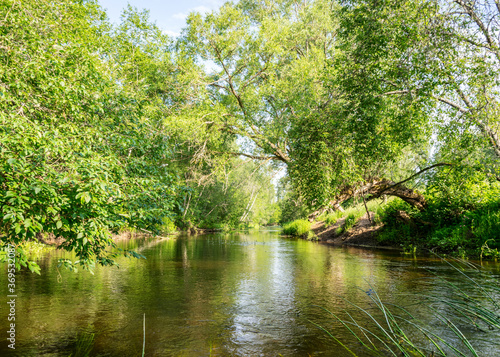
top-left (0, 231), bottom-right (499, 356)
top-left (230, 237), bottom-right (298, 356)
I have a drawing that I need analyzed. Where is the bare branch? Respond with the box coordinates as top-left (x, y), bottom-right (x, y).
top-left (373, 163), bottom-right (454, 198)
top-left (210, 150), bottom-right (277, 161)
top-left (431, 94), bottom-right (469, 113)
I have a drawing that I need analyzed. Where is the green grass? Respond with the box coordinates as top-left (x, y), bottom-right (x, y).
top-left (374, 192), bottom-right (500, 256)
top-left (318, 199), bottom-right (385, 233)
top-left (69, 331), bottom-right (95, 357)
top-left (323, 210), bottom-right (344, 226)
top-left (341, 213), bottom-right (358, 233)
top-left (282, 219), bottom-right (312, 236)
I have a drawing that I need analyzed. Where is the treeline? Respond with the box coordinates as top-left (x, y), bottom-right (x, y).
top-left (0, 0), bottom-right (277, 272)
top-left (1, 0), bottom-right (500, 271)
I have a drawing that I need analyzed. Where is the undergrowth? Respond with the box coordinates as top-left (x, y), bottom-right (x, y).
top-left (282, 219), bottom-right (312, 236)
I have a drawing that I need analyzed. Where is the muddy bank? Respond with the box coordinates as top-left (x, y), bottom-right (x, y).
top-left (311, 212), bottom-right (401, 251)
top-left (37, 230), bottom-right (171, 247)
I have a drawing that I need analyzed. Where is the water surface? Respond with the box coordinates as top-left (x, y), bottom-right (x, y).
top-left (1, 230), bottom-right (499, 356)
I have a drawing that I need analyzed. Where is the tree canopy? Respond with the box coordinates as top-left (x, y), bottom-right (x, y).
top-left (2, 0), bottom-right (500, 271)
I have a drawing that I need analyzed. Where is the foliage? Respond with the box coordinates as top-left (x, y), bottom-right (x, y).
top-left (322, 211), bottom-right (344, 227)
top-left (276, 175), bottom-right (310, 224)
top-left (282, 219), bottom-right (312, 237)
top-left (160, 217), bottom-right (177, 234)
top-left (0, 0), bottom-right (181, 272)
top-left (179, 159), bottom-right (277, 229)
top-left (376, 169), bottom-right (500, 255)
top-left (318, 199), bottom-right (380, 234)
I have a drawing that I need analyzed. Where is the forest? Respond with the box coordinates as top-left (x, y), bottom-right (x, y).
top-left (1, 0), bottom-right (500, 273)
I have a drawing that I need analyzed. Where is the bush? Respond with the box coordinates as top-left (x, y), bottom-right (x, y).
top-left (282, 219), bottom-right (312, 236)
top-left (343, 213), bottom-right (357, 232)
top-left (374, 179), bottom-right (500, 255)
top-left (160, 217), bottom-right (177, 234)
top-left (375, 199), bottom-right (422, 246)
top-left (337, 206), bottom-right (367, 233)
top-left (469, 208), bottom-right (500, 249)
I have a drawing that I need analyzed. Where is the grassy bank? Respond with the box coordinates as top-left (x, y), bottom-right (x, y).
top-left (284, 186), bottom-right (500, 259)
top-left (376, 196), bottom-right (500, 258)
top-left (282, 219), bottom-right (312, 237)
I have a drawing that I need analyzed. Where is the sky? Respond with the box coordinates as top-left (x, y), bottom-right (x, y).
top-left (97, 0), bottom-right (226, 37)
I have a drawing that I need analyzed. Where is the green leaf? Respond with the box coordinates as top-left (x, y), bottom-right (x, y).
top-left (28, 261), bottom-right (41, 275)
top-left (56, 220), bottom-right (62, 229)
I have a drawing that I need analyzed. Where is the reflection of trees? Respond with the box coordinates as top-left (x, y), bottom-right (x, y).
top-left (2, 234), bottom-right (498, 356)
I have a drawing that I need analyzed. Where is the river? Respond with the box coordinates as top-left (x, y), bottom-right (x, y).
top-left (1, 229), bottom-right (499, 356)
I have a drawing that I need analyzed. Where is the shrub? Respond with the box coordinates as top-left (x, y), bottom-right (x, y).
top-left (342, 213), bottom-right (357, 232)
top-left (337, 208), bottom-right (366, 233)
top-left (282, 219), bottom-right (312, 236)
top-left (160, 217), bottom-right (177, 234)
top-left (469, 208), bottom-right (500, 249)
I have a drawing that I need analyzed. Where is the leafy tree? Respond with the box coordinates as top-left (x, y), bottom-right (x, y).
top-left (336, 0), bottom-right (500, 174)
top-left (0, 0), bottom-right (181, 272)
top-left (181, 0), bottom-right (435, 214)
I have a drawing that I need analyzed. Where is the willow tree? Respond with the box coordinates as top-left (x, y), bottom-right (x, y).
top-left (180, 0), bottom-right (433, 214)
top-left (336, 0), bottom-right (500, 176)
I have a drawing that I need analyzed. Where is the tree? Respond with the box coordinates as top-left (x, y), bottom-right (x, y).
top-left (0, 0), bottom-right (181, 272)
top-left (336, 0), bottom-right (500, 175)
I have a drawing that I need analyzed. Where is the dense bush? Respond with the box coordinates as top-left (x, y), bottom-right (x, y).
top-left (282, 219), bottom-right (312, 236)
top-left (0, 0), bottom-right (180, 272)
top-left (376, 174), bottom-right (500, 256)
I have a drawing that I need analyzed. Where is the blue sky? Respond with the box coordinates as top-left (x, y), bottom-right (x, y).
top-left (98, 0), bottom-right (226, 37)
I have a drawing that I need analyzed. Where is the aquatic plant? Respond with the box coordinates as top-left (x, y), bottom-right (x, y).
top-left (313, 258), bottom-right (500, 356)
top-left (69, 331), bottom-right (95, 357)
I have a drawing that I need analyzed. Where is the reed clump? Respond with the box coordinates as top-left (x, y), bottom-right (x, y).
top-left (312, 258), bottom-right (500, 356)
top-left (282, 219), bottom-right (312, 236)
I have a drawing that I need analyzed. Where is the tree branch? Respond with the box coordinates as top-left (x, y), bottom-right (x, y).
top-left (373, 163), bottom-right (453, 198)
top-left (211, 151), bottom-right (278, 161)
top-left (454, 0), bottom-right (500, 62)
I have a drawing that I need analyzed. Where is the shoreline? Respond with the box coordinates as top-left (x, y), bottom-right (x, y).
top-left (310, 212), bottom-right (402, 251)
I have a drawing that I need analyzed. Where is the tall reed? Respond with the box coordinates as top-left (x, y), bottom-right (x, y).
top-left (312, 257), bottom-right (500, 356)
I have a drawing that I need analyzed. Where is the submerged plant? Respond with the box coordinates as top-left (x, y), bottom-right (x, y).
top-left (69, 331), bottom-right (95, 357)
top-left (312, 258), bottom-right (500, 356)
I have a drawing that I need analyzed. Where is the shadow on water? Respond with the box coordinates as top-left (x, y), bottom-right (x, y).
top-left (0, 230), bottom-right (499, 356)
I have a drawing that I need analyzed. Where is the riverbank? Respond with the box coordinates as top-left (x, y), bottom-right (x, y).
top-left (35, 230), bottom-right (175, 248)
top-left (310, 212), bottom-right (401, 250)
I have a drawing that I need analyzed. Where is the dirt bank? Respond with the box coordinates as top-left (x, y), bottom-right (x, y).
top-left (311, 212), bottom-right (400, 250)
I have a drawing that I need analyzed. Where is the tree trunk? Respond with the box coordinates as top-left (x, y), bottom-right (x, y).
top-left (308, 179), bottom-right (427, 222)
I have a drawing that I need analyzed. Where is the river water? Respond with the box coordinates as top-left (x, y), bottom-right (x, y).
top-left (1, 229), bottom-right (499, 356)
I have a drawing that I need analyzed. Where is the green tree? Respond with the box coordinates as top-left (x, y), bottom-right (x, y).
top-left (0, 0), bottom-right (181, 272)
